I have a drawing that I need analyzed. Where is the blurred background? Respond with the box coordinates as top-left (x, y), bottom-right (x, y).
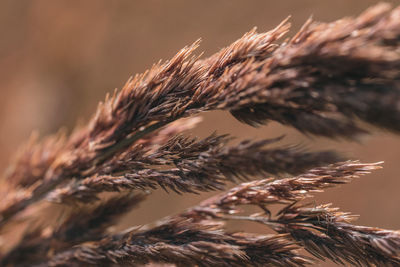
top-left (0, 1), bottom-right (399, 265)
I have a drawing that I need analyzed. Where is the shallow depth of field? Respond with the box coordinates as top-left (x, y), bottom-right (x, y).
top-left (0, 1), bottom-right (399, 265)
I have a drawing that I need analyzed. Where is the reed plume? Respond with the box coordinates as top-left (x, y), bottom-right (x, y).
top-left (1, 3), bottom-right (400, 266)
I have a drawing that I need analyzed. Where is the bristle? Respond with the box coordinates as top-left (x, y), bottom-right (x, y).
top-left (47, 135), bottom-right (341, 203)
top-left (1, 193), bottom-right (146, 266)
top-left (44, 217), bottom-right (313, 267)
top-left (1, 3), bottom-right (400, 267)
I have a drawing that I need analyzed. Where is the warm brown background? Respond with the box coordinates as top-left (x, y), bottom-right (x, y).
top-left (0, 1), bottom-right (399, 266)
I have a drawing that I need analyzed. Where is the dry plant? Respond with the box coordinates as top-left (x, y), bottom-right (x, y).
top-left (1, 3), bottom-right (400, 266)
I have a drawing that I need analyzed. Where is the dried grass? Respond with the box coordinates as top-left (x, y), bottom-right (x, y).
top-left (1, 3), bottom-right (400, 266)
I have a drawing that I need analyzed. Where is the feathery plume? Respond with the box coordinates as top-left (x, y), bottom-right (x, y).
top-left (42, 217), bottom-right (312, 267)
top-left (181, 161), bottom-right (400, 265)
top-left (2, 3), bottom-right (400, 225)
top-left (1, 193), bottom-right (146, 266)
top-left (186, 161), bottom-right (382, 217)
top-left (47, 135), bottom-right (341, 203)
top-left (1, 3), bottom-right (400, 267)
